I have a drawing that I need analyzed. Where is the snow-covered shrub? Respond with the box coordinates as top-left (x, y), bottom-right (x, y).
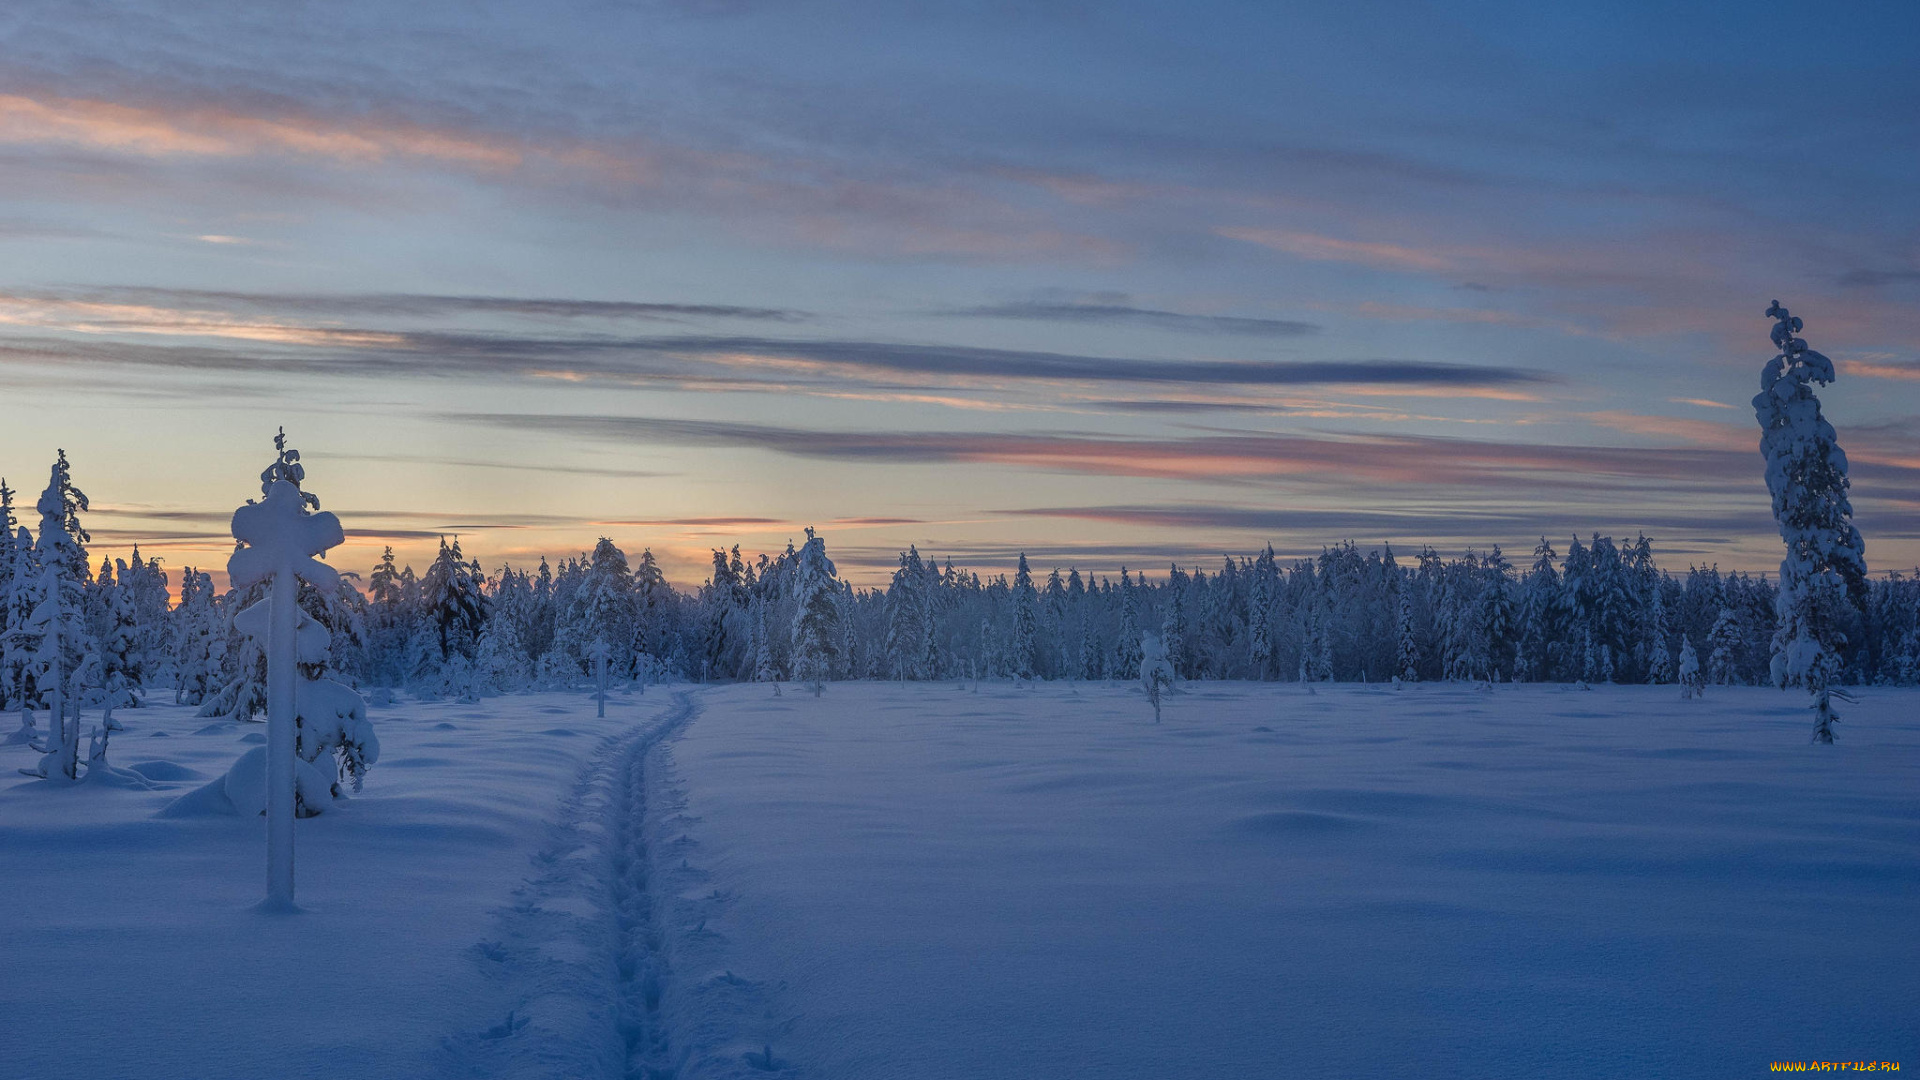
top-left (1140, 632), bottom-right (1175, 722)
top-left (295, 677), bottom-right (380, 793)
top-left (1677, 636), bottom-right (1702, 700)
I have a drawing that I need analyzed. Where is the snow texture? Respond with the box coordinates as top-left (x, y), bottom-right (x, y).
top-left (4, 682), bottom-right (1915, 1079)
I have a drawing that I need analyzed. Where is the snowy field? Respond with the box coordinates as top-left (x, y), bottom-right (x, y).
top-left (3, 682), bottom-right (1917, 1079)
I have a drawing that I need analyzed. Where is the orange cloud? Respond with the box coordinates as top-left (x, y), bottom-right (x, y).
top-left (1214, 227), bottom-right (1455, 272)
top-left (1581, 411), bottom-right (1751, 450)
top-left (0, 93), bottom-right (524, 169)
top-left (0, 294), bottom-right (404, 347)
top-left (1839, 359), bottom-right (1920, 381)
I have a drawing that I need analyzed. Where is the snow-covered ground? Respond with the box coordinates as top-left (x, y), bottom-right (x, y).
top-left (3, 682), bottom-right (1916, 1079)
top-left (660, 682), bottom-right (1920, 1079)
top-left (0, 686), bottom-right (691, 1080)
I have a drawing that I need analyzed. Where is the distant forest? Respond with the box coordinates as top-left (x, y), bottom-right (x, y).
top-left (6, 454), bottom-right (1913, 716)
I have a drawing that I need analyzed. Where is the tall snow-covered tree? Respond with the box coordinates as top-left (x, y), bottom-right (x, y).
top-left (1161, 564), bottom-right (1190, 680)
top-left (750, 595), bottom-right (781, 688)
top-left (96, 558), bottom-right (142, 726)
top-left (1516, 538), bottom-right (1563, 681)
top-left (1112, 569), bottom-right (1142, 678)
top-left (1644, 585), bottom-right (1673, 684)
top-left (885, 548), bottom-right (925, 681)
top-left (21, 450), bottom-right (92, 779)
top-left (1477, 547), bottom-right (1516, 680)
top-left (565, 539), bottom-right (640, 674)
top-left (1705, 606), bottom-right (1742, 685)
top-left (173, 568), bottom-right (226, 706)
top-left (1010, 553), bottom-right (1038, 681)
top-left (1247, 548), bottom-right (1275, 680)
top-left (1395, 587), bottom-right (1419, 683)
top-left (422, 536), bottom-right (487, 661)
top-left (0, 480), bottom-right (23, 727)
top-left (788, 528), bottom-right (840, 694)
top-left (1753, 301), bottom-right (1867, 743)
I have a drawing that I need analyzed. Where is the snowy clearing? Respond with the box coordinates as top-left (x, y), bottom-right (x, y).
top-left (2, 681), bottom-right (1916, 1079)
top-left (661, 682), bottom-right (1919, 1079)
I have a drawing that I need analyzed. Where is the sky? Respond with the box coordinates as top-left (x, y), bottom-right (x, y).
top-left (1, 0), bottom-right (1917, 589)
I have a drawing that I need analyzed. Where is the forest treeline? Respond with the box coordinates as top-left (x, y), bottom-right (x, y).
top-left (4, 453), bottom-right (1913, 718)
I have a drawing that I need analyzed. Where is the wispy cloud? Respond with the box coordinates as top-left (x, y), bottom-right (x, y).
top-left (449, 412), bottom-right (1794, 491)
top-left (940, 300), bottom-right (1317, 337)
top-left (992, 503), bottom-right (1784, 542)
top-left (61, 286), bottom-right (804, 324)
top-left (1838, 269), bottom-right (1920, 288)
top-left (1214, 228), bottom-right (1455, 272)
top-left (0, 291), bottom-right (1552, 392)
top-left (0, 93), bottom-right (525, 168)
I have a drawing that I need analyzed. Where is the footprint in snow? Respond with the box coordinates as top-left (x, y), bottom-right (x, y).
top-left (744, 1044), bottom-right (789, 1071)
top-left (434, 722), bottom-right (458, 730)
top-left (479, 1010), bottom-right (528, 1041)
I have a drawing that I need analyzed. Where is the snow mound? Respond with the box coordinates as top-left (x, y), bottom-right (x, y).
top-left (156, 776), bottom-right (239, 818)
top-left (221, 745), bottom-right (337, 817)
top-left (128, 760), bottom-right (204, 782)
top-left (81, 762), bottom-right (160, 790)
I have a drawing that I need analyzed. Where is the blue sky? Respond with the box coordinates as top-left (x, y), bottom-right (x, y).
top-left (0, 0), bottom-right (1915, 585)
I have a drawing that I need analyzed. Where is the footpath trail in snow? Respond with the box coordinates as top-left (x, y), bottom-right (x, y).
top-left (449, 688), bottom-right (702, 1079)
top-left (661, 681), bottom-right (1920, 1080)
top-left (0, 686), bottom-right (689, 1080)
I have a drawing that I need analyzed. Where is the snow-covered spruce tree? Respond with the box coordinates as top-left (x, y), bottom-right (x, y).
top-left (0, 480), bottom-right (28, 742)
top-left (172, 569), bottom-right (226, 706)
top-left (1395, 587), bottom-right (1419, 684)
top-left (1706, 606), bottom-right (1741, 685)
top-left (1677, 636), bottom-right (1702, 700)
top-left (122, 548), bottom-right (172, 686)
top-left (197, 571), bottom-right (270, 720)
top-left (750, 595), bottom-right (781, 693)
top-left (789, 528), bottom-right (840, 695)
top-left (556, 538), bottom-right (637, 679)
top-left (1644, 586), bottom-right (1673, 685)
top-left (1011, 553), bottom-right (1038, 682)
top-left (885, 548), bottom-right (925, 681)
top-left (1078, 617), bottom-right (1101, 681)
top-left (1477, 548), bottom-right (1516, 681)
top-left (1518, 538), bottom-right (1563, 681)
top-left (96, 558), bottom-right (142, 727)
top-left (1753, 301), bottom-right (1868, 743)
top-left (423, 536), bottom-right (487, 663)
top-left (473, 600), bottom-right (530, 693)
top-left (1112, 569), bottom-right (1142, 679)
top-left (1247, 548), bottom-right (1275, 680)
top-left (1161, 564), bottom-right (1190, 681)
top-left (919, 565), bottom-right (944, 680)
top-left (21, 450), bottom-right (92, 780)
